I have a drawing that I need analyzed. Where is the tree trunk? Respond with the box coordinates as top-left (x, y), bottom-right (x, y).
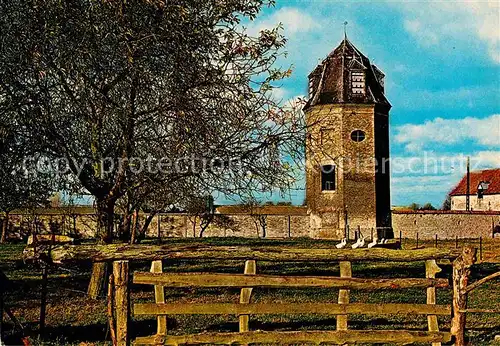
top-left (199, 213), bottom-right (213, 238)
top-left (140, 212), bottom-right (156, 240)
top-left (190, 216), bottom-right (197, 238)
top-left (119, 210), bottom-right (132, 242)
top-left (451, 247), bottom-right (476, 346)
top-left (96, 198), bottom-right (115, 244)
top-left (0, 211), bottom-right (10, 243)
top-left (88, 198), bottom-right (116, 299)
top-left (129, 209), bottom-right (139, 244)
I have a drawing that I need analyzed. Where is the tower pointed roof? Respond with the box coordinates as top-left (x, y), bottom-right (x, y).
top-left (305, 38), bottom-right (390, 109)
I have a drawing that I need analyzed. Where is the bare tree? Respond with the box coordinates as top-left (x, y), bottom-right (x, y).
top-left (185, 195), bottom-right (216, 238)
top-left (1, 0), bottom-right (308, 296)
top-left (0, 114), bottom-right (54, 242)
top-left (241, 200), bottom-right (268, 238)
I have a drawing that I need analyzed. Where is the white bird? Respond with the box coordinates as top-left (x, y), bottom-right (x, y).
top-left (379, 238), bottom-right (385, 244)
top-left (336, 238), bottom-right (347, 249)
top-left (352, 237), bottom-right (365, 249)
top-left (367, 238), bottom-right (378, 248)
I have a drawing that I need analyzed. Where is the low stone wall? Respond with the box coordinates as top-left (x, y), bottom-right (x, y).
top-left (3, 211), bottom-right (311, 240)
top-left (143, 213), bottom-right (310, 239)
top-left (3, 209), bottom-right (500, 241)
top-left (391, 211), bottom-right (500, 240)
top-left (6, 212), bottom-right (97, 240)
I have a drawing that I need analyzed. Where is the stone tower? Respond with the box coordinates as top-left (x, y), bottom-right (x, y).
top-left (304, 37), bottom-right (392, 239)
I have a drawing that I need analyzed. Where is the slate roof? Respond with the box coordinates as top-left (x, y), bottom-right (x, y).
top-left (304, 38), bottom-right (390, 109)
top-left (450, 168), bottom-right (500, 196)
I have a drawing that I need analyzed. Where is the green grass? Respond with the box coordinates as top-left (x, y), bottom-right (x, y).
top-left (1, 238), bottom-right (499, 345)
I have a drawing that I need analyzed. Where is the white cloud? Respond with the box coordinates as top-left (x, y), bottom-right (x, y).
top-left (396, 0), bottom-right (499, 63)
top-left (269, 87), bottom-right (288, 102)
top-left (394, 114), bottom-right (500, 152)
top-left (404, 19), bottom-right (439, 46)
top-left (247, 7), bottom-right (320, 37)
top-left (392, 175), bottom-right (455, 194)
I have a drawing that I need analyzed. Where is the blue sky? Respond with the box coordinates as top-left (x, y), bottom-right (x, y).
top-left (239, 0), bottom-right (500, 208)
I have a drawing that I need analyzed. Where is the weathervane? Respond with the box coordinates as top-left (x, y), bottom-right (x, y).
top-left (344, 21), bottom-right (348, 39)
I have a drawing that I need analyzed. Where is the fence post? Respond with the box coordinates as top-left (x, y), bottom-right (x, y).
top-left (239, 260), bottom-right (256, 333)
top-left (157, 214), bottom-right (161, 245)
top-left (39, 263), bottom-right (48, 338)
top-left (151, 260), bottom-right (167, 336)
top-left (451, 247), bottom-right (477, 346)
top-left (113, 261), bottom-right (130, 346)
top-left (425, 260), bottom-right (442, 346)
top-left (288, 215), bottom-right (291, 238)
top-left (479, 237), bottom-right (482, 261)
top-left (416, 233), bottom-right (419, 249)
top-left (337, 261), bottom-right (352, 331)
top-left (0, 273), bottom-right (3, 341)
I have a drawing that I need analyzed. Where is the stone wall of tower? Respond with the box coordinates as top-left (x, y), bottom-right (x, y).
top-left (305, 104), bottom-right (379, 238)
top-left (342, 104), bottom-right (377, 235)
top-left (305, 104), bottom-right (345, 238)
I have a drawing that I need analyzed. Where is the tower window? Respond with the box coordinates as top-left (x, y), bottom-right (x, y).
top-left (308, 80), bottom-right (314, 98)
top-left (321, 164), bottom-right (336, 191)
top-left (351, 71), bottom-right (365, 94)
top-left (351, 130), bottom-right (366, 142)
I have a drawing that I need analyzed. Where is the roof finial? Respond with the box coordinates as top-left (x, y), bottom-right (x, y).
top-left (343, 21), bottom-right (348, 40)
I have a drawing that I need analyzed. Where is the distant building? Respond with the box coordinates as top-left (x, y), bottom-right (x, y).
top-left (304, 35), bottom-right (392, 239)
top-left (450, 168), bottom-right (500, 211)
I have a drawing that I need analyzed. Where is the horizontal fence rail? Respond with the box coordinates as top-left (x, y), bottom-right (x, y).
top-left (133, 302), bottom-right (452, 316)
top-left (25, 244), bottom-right (463, 263)
top-left (95, 247), bottom-right (476, 346)
top-left (134, 330), bottom-right (452, 345)
top-left (133, 272), bottom-right (450, 289)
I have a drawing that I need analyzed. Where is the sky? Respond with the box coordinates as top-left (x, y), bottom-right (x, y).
top-left (236, 0), bottom-right (500, 208)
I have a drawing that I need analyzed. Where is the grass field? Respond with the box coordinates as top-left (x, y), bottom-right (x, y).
top-left (1, 237), bottom-right (499, 346)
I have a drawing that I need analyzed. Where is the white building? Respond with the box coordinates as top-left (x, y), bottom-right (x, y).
top-left (450, 169), bottom-right (500, 211)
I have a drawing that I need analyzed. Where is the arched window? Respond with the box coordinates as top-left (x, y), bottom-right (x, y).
top-left (321, 164), bottom-right (336, 191)
top-left (351, 130), bottom-right (366, 142)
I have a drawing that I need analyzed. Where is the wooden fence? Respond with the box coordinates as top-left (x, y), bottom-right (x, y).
top-left (68, 245), bottom-right (468, 346)
top-left (23, 244), bottom-right (491, 345)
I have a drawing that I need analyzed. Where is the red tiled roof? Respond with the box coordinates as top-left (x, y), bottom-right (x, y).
top-left (449, 168), bottom-right (500, 196)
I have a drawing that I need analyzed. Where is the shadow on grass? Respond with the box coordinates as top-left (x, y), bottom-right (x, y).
top-left (3, 322), bottom-right (108, 345)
